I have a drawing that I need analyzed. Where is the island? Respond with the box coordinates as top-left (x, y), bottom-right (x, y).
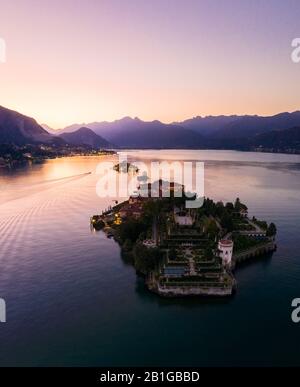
top-left (91, 180), bottom-right (277, 297)
top-left (113, 161), bottom-right (139, 173)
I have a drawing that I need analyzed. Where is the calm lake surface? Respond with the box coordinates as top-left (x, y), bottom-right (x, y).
top-left (0, 150), bottom-right (300, 366)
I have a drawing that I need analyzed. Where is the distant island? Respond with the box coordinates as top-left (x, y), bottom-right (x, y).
top-left (91, 180), bottom-right (277, 297)
top-left (1, 105), bottom-right (300, 157)
top-left (113, 161), bottom-right (139, 173)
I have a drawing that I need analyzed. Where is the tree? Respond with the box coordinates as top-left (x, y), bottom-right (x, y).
top-left (216, 201), bottom-right (225, 218)
top-left (143, 200), bottom-right (160, 217)
top-left (133, 243), bottom-right (162, 274)
top-left (169, 247), bottom-right (177, 260)
top-left (220, 212), bottom-right (234, 231)
top-left (225, 202), bottom-right (234, 212)
top-left (234, 197), bottom-right (241, 210)
top-left (205, 219), bottom-right (219, 239)
top-left (118, 219), bottom-right (148, 243)
top-left (92, 218), bottom-right (105, 230)
top-left (267, 223), bottom-right (277, 237)
top-left (204, 247), bottom-right (214, 260)
top-left (123, 239), bottom-right (133, 251)
top-left (234, 198), bottom-right (248, 213)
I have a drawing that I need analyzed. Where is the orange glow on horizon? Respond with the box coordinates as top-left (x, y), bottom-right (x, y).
top-left (0, 1), bottom-right (299, 129)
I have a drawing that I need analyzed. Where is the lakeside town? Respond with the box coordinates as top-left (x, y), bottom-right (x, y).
top-left (91, 179), bottom-right (277, 297)
top-left (0, 143), bottom-right (116, 169)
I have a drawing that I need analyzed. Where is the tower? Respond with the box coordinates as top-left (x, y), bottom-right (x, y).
top-left (218, 239), bottom-right (234, 266)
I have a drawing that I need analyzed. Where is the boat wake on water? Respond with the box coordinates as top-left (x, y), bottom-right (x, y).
top-left (0, 172), bottom-right (92, 206)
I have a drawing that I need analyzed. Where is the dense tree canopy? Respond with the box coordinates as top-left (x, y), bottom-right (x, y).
top-left (267, 222), bottom-right (277, 237)
top-left (133, 243), bottom-right (162, 274)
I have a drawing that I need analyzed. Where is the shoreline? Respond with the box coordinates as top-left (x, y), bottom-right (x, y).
top-left (0, 149), bottom-right (117, 171)
top-left (115, 148), bottom-right (300, 156)
top-left (2, 148), bottom-right (300, 173)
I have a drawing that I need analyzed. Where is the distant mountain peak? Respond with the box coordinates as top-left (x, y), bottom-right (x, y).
top-left (59, 126), bottom-right (112, 148)
top-left (0, 105), bottom-right (59, 145)
top-left (76, 126), bottom-right (94, 133)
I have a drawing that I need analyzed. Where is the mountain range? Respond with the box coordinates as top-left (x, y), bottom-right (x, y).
top-left (1, 105), bottom-right (300, 152)
top-left (47, 111), bottom-right (300, 151)
top-left (59, 127), bottom-right (112, 148)
top-left (0, 106), bottom-right (112, 149)
top-left (0, 105), bottom-right (60, 145)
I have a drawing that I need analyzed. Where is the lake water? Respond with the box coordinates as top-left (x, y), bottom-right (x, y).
top-left (0, 150), bottom-right (300, 366)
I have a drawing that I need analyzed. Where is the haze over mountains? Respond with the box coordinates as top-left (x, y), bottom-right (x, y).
top-left (1, 105), bottom-right (300, 152)
top-left (46, 117), bottom-right (206, 148)
top-left (59, 127), bottom-right (112, 148)
top-left (46, 111), bottom-right (300, 151)
top-left (0, 106), bottom-right (112, 149)
top-left (0, 105), bottom-right (60, 145)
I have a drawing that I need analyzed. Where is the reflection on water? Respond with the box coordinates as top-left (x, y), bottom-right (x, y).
top-left (0, 151), bottom-right (300, 366)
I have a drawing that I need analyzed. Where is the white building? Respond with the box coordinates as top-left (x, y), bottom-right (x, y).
top-left (174, 208), bottom-right (195, 226)
top-left (143, 239), bottom-right (157, 248)
top-left (218, 239), bottom-right (234, 266)
top-left (175, 214), bottom-right (194, 226)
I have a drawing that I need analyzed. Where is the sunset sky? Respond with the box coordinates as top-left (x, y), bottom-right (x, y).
top-left (0, 0), bottom-right (300, 128)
